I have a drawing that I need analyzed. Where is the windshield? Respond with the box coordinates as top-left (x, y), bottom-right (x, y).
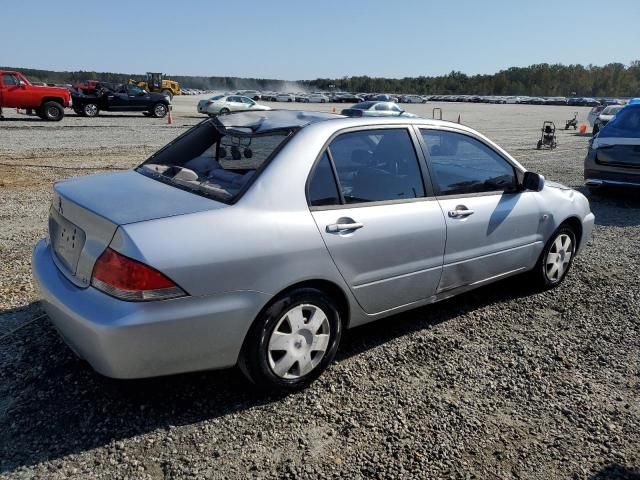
top-left (351, 101), bottom-right (376, 110)
top-left (137, 120), bottom-right (291, 203)
top-left (599, 106), bottom-right (640, 138)
top-left (602, 106), bottom-right (623, 115)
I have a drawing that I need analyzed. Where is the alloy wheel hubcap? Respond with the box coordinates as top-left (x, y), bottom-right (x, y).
top-left (155, 105), bottom-right (166, 116)
top-left (267, 304), bottom-right (331, 379)
top-left (86, 105), bottom-right (97, 116)
top-left (546, 234), bottom-right (573, 282)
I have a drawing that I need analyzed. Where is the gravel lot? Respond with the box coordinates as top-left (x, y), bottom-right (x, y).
top-left (1, 98), bottom-right (638, 479)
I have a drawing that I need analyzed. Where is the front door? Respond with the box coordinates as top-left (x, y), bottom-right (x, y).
top-left (308, 127), bottom-right (446, 314)
top-left (417, 127), bottom-right (544, 292)
top-left (0, 73), bottom-right (31, 108)
top-left (126, 84), bottom-right (151, 110)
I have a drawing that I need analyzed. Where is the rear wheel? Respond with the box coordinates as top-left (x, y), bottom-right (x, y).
top-left (161, 89), bottom-right (173, 100)
top-left (83, 103), bottom-right (99, 117)
top-left (530, 225), bottom-right (577, 289)
top-left (219, 107), bottom-right (230, 115)
top-left (239, 288), bottom-right (343, 390)
top-left (41, 101), bottom-right (64, 121)
top-left (536, 140), bottom-right (542, 149)
top-left (152, 103), bottom-right (168, 118)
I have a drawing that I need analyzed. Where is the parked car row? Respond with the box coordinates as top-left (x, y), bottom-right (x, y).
top-left (0, 69), bottom-right (173, 121)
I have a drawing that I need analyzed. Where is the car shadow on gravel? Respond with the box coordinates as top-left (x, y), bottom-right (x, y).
top-left (0, 276), bottom-right (542, 473)
top-left (590, 464), bottom-right (640, 480)
top-left (577, 187), bottom-right (640, 227)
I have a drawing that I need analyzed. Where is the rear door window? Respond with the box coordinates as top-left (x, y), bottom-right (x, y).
top-left (327, 129), bottom-right (425, 204)
top-left (307, 153), bottom-right (341, 206)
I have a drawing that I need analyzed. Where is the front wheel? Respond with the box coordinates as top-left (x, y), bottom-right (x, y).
top-left (530, 226), bottom-right (577, 289)
top-left (41, 101), bottom-right (64, 121)
top-left (152, 103), bottom-right (168, 118)
top-left (239, 288), bottom-right (343, 390)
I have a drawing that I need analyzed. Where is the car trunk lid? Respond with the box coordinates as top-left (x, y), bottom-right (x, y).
top-left (50, 170), bottom-right (224, 288)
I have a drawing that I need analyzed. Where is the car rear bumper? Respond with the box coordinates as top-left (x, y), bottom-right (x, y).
top-left (32, 240), bottom-right (270, 379)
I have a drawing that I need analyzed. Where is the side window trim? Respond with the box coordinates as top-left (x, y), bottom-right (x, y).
top-left (325, 147), bottom-right (346, 205)
top-left (416, 126), bottom-right (519, 197)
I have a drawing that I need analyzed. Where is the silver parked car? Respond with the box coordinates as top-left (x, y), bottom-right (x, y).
top-left (197, 95), bottom-right (270, 116)
top-left (341, 101), bottom-right (418, 118)
top-left (33, 110), bottom-right (594, 390)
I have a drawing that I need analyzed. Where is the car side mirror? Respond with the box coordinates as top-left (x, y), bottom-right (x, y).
top-left (522, 171), bottom-right (545, 191)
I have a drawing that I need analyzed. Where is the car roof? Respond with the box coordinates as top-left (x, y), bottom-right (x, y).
top-left (214, 110), bottom-right (344, 133)
top-left (215, 109), bottom-right (480, 135)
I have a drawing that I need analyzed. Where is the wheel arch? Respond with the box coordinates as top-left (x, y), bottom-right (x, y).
top-left (559, 216), bottom-right (583, 250)
top-left (40, 96), bottom-right (65, 106)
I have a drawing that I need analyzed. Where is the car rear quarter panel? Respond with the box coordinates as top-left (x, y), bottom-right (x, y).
top-left (110, 125), bottom-right (355, 309)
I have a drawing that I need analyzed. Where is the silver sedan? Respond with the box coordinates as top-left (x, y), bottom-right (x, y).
top-left (33, 110), bottom-right (594, 390)
top-left (197, 94), bottom-right (270, 116)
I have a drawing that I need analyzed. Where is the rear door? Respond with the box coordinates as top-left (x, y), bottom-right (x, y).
top-left (308, 127), bottom-right (446, 314)
top-left (417, 127), bottom-right (544, 292)
top-left (108, 85), bottom-right (131, 110)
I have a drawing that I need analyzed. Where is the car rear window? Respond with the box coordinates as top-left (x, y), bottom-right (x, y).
top-left (137, 120), bottom-right (291, 203)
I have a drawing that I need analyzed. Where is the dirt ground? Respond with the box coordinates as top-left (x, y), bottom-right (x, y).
top-left (0, 98), bottom-right (638, 479)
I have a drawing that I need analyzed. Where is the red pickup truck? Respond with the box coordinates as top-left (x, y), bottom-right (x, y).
top-left (0, 70), bottom-right (70, 121)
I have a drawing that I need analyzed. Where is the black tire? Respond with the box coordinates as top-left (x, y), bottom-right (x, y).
top-left (239, 288), bottom-right (343, 391)
top-left (82, 103), bottom-right (99, 117)
top-left (530, 225), bottom-right (577, 290)
top-left (41, 101), bottom-right (64, 121)
top-left (536, 140), bottom-right (542, 150)
top-left (219, 108), bottom-right (230, 115)
top-left (151, 103), bottom-right (168, 118)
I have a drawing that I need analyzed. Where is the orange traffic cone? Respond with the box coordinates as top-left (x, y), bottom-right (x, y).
top-left (457, 114), bottom-right (461, 124)
top-left (332, 107), bottom-right (336, 113)
top-left (167, 106), bottom-right (173, 125)
top-left (579, 123), bottom-right (587, 134)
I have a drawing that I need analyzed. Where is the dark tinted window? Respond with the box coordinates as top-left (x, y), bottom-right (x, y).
top-left (2, 74), bottom-right (18, 86)
top-left (421, 129), bottom-right (517, 195)
top-left (127, 85), bottom-right (144, 95)
top-left (374, 103), bottom-right (390, 111)
top-left (308, 153), bottom-right (340, 206)
top-left (328, 129), bottom-right (425, 203)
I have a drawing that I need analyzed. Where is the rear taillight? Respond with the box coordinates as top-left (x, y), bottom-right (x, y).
top-left (206, 101), bottom-right (214, 105)
top-left (91, 248), bottom-right (186, 301)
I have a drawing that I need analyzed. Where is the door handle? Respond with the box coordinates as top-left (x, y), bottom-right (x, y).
top-left (448, 206), bottom-right (475, 218)
top-left (326, 222), bottom-right (364, 233)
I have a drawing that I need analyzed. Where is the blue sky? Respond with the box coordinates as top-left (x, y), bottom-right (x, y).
top-left (2, 0), bottom-right (638, 79)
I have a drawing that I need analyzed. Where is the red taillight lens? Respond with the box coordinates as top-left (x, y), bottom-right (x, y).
top-left (91, 248), bottom-right (186, 301)
top-left (206, 101), bottom-right (214, 105)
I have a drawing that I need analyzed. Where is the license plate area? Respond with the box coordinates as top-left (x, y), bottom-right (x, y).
top-left (49, 208), bottom-right (86, 275)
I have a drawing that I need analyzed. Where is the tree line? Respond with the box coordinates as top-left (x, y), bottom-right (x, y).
top-left (3, 62), bottom-right (639, 97)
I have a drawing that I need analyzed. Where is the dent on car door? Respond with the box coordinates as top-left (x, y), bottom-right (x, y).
top-left (308, 128), bottom-right (446, 314)
top-left (417, 128), bottom-right (544, 292)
